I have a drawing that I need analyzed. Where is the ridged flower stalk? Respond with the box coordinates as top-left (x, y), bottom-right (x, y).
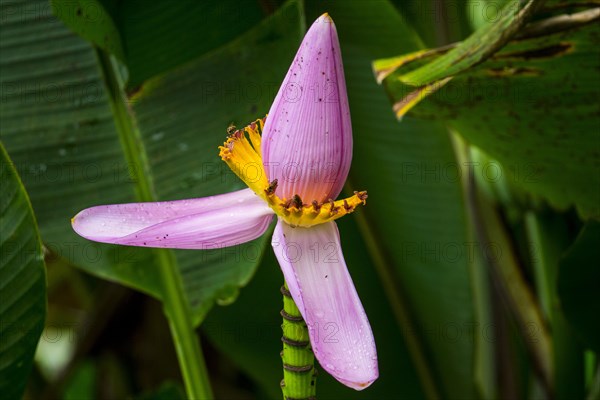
top-left (281, 283), bottom-right (317, 399)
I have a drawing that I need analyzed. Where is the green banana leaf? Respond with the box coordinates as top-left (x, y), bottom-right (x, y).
top-left (0, 144), bottom-right (47, 399)
top-left (398, 0), bottom-right (543, 86)
top-left (390, 0), bottom-right (473, 46)
top-left (52, 0), bottom-right (267, 89)
top-left (0, 0), bottom-right (303, 325)
top-left (374, 4), bottom-right (600, 219)
top-left (50, 0), bottom-right (125, 62)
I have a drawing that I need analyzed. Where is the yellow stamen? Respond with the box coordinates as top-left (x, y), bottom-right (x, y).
top-left (219, 117), bottom-right (367, 228)
top-left (219, 119), bottom-right (269, 196)
top-left (264, 189), bottom-right (368, 228)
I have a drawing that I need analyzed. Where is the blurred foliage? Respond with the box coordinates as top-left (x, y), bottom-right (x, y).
top-left (0, 0), bottom-right (598, 399)
top-left (0, 145), bottom-right (47, 399)
top-left (2, 0), bottom-right (302, 327)
top-left (374, 1), bottom-right (600, 219)
top-left (558, 221), bottom-right (600, 353)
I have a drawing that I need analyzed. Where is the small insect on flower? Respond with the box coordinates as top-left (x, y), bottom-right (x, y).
top-left (226, 122), bottom-right (237, 136)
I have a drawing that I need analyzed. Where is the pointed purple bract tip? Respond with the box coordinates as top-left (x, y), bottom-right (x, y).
top-left (261, 14), bottom-right (352, 203)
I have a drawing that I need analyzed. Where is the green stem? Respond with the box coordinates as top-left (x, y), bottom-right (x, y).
top-left (281, 282), bottom-right (316, 399)
top-left (525, 213), bottom-right (554, 320)
top-left (158, 250), bottom-right (213, 400)
top-left (588, 360), bottom-right (600, 400)
top-left (525, 212), bottom-right (584, 400)
top-left (451, 136), bottom-right (499, 400)
top-left (466, 222), bottom-right (497, 399)
top-left (95, 49), bottom-right (213, 400)
top-left (450, 133), bottom-right (553, 395)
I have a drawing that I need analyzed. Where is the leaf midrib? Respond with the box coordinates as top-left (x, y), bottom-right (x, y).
top-left (93, 48), bottom-right (213, 399)
top-left (95, 50), bottom-right (156, 202)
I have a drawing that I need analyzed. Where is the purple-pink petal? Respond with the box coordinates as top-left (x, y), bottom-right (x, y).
top-left (261, 14), bottom-right (352, 204)
top-left (72, 188), bottom-right (274, 249)
top-left (271, 220), bottom-right (378, 390)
